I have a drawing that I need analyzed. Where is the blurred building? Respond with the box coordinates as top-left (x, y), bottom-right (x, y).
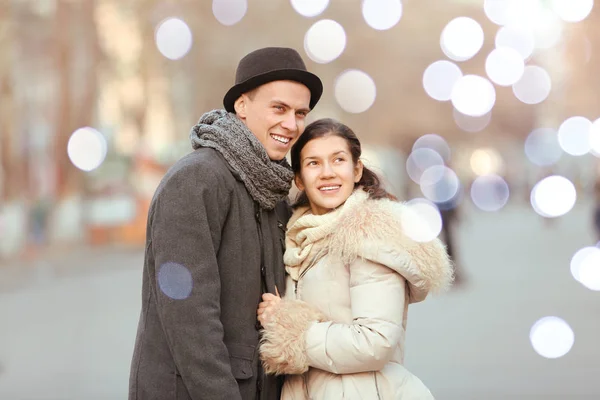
top-left (1, 0), bottom-right (600, 260)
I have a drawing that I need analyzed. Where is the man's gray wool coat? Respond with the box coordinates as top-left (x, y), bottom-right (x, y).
top-left (129, 147), bottom-right (290, 400)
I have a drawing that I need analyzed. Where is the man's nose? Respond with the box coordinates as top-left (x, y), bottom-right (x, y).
top-left (281, 112), bottom-right (298, 132)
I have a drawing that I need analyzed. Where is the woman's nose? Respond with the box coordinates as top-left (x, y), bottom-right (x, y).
top-left (320, 163), bottom-right (335, 178)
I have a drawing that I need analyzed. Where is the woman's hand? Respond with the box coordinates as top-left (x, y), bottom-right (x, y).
top-left (257, 287), bottom-right (282, 326)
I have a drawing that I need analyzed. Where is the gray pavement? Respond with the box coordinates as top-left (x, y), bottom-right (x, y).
top-left (0, 201), bottom-right (599, 399)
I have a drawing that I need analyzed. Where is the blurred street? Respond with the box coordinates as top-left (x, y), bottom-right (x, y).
top-left (2, 1), bottom-right (600, 399)
top-left (1, 201), bottom-right (598, 400)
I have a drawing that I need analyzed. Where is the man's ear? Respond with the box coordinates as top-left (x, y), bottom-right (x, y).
top-left (294, 175), bottom-right (305, 191)
top-left (234, 96), bottom-right (247, 118)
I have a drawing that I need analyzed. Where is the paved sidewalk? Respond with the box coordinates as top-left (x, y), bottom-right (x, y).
top-left (1, 201), bottom-right (599, 399)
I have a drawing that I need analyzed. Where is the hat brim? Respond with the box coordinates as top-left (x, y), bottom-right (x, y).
top-left (223, 69), bottom-right (323, 113)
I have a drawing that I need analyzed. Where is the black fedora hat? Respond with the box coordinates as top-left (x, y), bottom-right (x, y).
top-left (223, 47), bottom-right (323, 113)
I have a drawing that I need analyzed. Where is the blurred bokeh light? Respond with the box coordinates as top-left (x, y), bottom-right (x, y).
top-left (441, 17), bottom-right (484, 62)
top-left (361, 0), bottom-right (403, 31)
top-left (423, 60), bottom-right (462, 102)
top-left (495, 25), bottom-right (535, 60)
top-left (470, 175), bottom-right (510, 212)
top-left (512, 65), bottom-right (552, 104)
top-left (420, 165), bottom-right (461, 203)
top-left (406, 148), bottom-right (445, 185)
top-left (453, 109), bottom-right (492, 133)
top-left (485, 47), bottom-right (525, 86)
top-left (291, 0), bottom-right (329, 18)
top-left (304, 19), bottom-right (346, 64)
top-left (334, 69), bottom-right (376, 113)
top-left (557, 116), bottom-right (593, 156)
top-left (400, 198), bottom-right (443, 243)
top-left (412, 134), bottom-right (451, 163)
top-left (67, 128), bottom-right (108, 172)
top-left (570, 246), bottom-right (600, 291)
top-left (530, 316), bottom-right (575, 359)
top-left (525, 128), bottom-right (563, 166)
top-left (530, 175), bottom-right (577, 218)
top-left (451, 75), bottom-right (496, 117)
top-left (212, 0), bottom-right (247, 26)
top-left (155, 18), bottom-right (193, 60)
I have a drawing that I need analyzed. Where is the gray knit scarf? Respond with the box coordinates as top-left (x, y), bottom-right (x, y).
top-left (190, 109), bottom-right (293, 210)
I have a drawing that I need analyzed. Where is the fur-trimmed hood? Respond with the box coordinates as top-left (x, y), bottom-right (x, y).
top-left (314, 189), bottom-right (453, 302)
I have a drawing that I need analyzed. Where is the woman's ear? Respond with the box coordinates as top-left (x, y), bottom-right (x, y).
top-left (234, 96), bottom-right (247, 118)
top-left (354, 159), bottom-right (364, 183)
top-left (294, 175), bottom-right (305, 191)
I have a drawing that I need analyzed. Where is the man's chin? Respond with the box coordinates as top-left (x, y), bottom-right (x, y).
top-left (267, 152), bottom-right (286, 162)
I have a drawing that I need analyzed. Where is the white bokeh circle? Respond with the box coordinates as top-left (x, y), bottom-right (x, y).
top-left (155, 18), bottom-right (193, 60)
top-left (362, 0), bottom-right (403, 31)
top-left (290, 0), bottom-right (329, 17)
top-left (530, 316), bottom-right (575, 359)
top-left (304, 19), bottom-right (346, 64)
top-left (67, 127), bottom-right (108, 172)
top-left (441, 17), bottom-right (484, 62)
top-left (334, 69), bottom-right (377, 113)
top-left (485, 47), bottom-right (525, 86)
top-left (212, 0), bottom-right (248, 26)
top-left (451, 75), bottom-right (496, 117)
top-left (530, 175), bottom-right (576, 218)
top-left (423, 60), bottom-right (463, 101)
top-left (512, 65), bottom-right (552, 105)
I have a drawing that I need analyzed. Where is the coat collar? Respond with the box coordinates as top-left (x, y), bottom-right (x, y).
top-left (314, 192), bottom-right (454, 302)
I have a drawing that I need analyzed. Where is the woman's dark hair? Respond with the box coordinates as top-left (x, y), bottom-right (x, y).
top-left (291, 118), bottom-right (397, 208)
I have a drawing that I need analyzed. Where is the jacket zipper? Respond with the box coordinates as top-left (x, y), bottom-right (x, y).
top-left (294, 248), bottom-right (327, 296)
top-left (373, 372), bottom-right (382, 400)
top-left (303, 373), bottom-right (311, 399)
top-left (294, 248), bottom-right (326, 399)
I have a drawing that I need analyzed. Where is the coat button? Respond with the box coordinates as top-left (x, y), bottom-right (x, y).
top-left (261, 266), bottom-right (265, 275)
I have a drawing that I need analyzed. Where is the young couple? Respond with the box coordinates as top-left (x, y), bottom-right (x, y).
top-left (129, 47), bottom-right (453, 400)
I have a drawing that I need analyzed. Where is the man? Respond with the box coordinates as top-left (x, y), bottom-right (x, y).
top-left (129, 47), bottom-right (323, 400)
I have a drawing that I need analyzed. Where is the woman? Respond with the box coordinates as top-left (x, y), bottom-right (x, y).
top-left (257, 119), bottom-right (453, 399)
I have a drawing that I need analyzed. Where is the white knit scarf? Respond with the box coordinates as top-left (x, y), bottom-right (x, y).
top-left (284, 189), bottom-right (369, 280)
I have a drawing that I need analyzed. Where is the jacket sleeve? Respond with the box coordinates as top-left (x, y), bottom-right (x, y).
top-left (150, 164), bottom-right (241, 399)
top-left (259, 257), bottom-right (407, 375)
top-left (305, 257), bottom-right (406, 374)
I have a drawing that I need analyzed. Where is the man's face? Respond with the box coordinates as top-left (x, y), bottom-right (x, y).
top-left (234, 80), bottom-right (312, 161)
